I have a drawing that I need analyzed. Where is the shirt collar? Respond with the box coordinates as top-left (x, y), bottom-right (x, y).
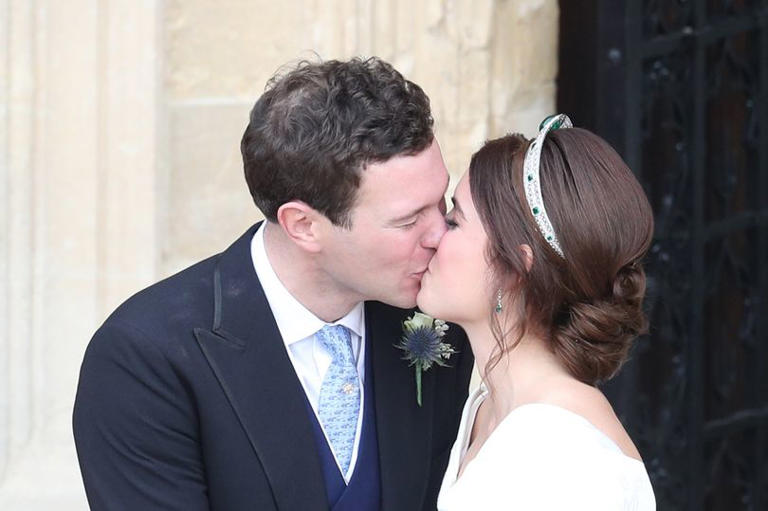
top-left (251, 222), bottom-right (365, 345)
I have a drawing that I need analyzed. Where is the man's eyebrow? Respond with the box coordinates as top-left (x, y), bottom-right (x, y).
top-left (451, 197), bottom-right (466, 220)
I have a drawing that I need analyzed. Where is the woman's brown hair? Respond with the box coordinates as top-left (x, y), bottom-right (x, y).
top-left (469, 128), bottom-right (654, 385)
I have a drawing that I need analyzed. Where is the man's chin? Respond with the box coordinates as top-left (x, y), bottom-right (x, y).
top-left (367, 279), bottom-right (422, 309)
top-left (391, 295), bottom-right (418, 310)
top-left (379, 288), bottom-right (419, 310)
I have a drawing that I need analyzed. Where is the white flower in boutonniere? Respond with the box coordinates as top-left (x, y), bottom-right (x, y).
top-left (396, 312), bottom-right (456, 407)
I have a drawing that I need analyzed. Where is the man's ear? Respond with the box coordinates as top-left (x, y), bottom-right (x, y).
top-left (276, 201), bottom-right (324, 253)
top-left (519, 244), bottom-right (534, 273)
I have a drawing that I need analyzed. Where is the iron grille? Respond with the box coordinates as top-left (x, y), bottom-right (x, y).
top-left (559, 1), bottom-right (768, 509)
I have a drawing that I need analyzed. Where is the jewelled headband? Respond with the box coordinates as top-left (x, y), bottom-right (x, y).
top-left (522, 113), bottom-right (573, 258)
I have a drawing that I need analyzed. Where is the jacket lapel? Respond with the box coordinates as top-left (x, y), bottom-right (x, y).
top-left (368, 302), bottom-right (435, 510)
top-left (194, 225), bottom-right (327, 511)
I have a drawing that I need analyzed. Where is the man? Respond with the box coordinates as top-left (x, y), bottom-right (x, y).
top-left (73, 57), bottom-right (473, 510)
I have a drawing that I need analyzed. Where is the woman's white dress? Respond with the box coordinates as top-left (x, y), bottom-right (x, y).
top-left (437, 385), bottom-right (656, 510)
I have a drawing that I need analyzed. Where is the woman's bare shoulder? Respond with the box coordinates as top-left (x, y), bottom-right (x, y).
top-left (537, 377), bottom-right (642, 461)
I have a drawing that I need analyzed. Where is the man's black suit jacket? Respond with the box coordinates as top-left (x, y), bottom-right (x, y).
top-left (73, 224), bottom-right (474, 510)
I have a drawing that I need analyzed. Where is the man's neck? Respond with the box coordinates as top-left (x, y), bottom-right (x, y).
top-left (263, 222), bottom-right (361, 323)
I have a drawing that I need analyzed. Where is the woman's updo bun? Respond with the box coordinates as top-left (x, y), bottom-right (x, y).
top-left (552, 262), bottom-right (649, 384)
top-left (469, 128), bottom-right (654, 384)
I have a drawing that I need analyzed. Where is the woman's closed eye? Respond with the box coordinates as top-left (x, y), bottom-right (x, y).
top-left (444, 213), bottom-right (458, 230)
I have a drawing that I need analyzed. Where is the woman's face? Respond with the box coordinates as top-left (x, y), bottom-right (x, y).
top-left (417, 171), bottom-right (494, 326)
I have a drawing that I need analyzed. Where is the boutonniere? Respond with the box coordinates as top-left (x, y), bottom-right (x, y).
top-left (396, 312), bottom-right (456, 407)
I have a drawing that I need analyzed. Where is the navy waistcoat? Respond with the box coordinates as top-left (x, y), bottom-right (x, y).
top-left (304, 333), bottom-right (381, 511)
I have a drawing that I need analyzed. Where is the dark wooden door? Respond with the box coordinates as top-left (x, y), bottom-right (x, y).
top-left (559, 1), bottom-right (768, 509)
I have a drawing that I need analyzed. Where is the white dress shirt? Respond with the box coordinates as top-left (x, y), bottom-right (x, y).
top-left (251, 222), bottom-right (366, 482)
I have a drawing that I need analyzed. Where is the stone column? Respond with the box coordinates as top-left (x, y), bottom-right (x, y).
top-left (0, 1), bottom-right (160, 508)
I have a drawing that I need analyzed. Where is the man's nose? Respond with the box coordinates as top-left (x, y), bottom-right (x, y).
top-left (421, 208), bottom-right (447, 249)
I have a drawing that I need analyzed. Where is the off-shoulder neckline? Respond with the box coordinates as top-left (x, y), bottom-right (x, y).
top-left (449, 385), bottom-right (645, 487)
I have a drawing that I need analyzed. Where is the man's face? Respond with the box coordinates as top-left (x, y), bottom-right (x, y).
top-left (317, 139), bottom-right (450, 309)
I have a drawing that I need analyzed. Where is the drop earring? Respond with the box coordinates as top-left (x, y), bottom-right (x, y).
top-left (495, 289), bottom-right (503, 313)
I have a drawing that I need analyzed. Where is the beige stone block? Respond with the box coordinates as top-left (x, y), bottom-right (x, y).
top-left (510, 2), bottom-right (559, 86)
top-left (457, 49), bottom-right (491, 123)
top-left (1, 0), bottom-right (11, 481)
top-left (100, 0), bottom-right (160, 316)
top-left (491, 2), bottom-right (526, 113)
top-left (355, 0), bottom-right (375, 55)
top-left (491, 0), bottom-right (558, 136)
top-left (372, 0), bottom-right (396, 61)
top-left (506, 83), bottom-right (557, 138)
top-left (4, 0), bottom-right (37, 474)
top-left (457, 0), bottom-right (493, 49)
top-left (407, 33), bottom-right (461, 173)
top-left (342, 0), bottom-right (362, 55)
top-left (166, 0), bottom-right (310, 99)
top-left (2, 2), bottom-right (159, 508)
top-left (513, 0), bottom-right (555, 19)
top-left (424, 0), bottom-right (445, 29)
top-left (410, 35), bottom-right (458, 126)
top-left (41, 0), bottom-right (101, 426)
top-left (164, 100), bottom-right (261, 276)
top-left (457, 49), bottom-right (491, 148)
top-left (310, 0), bottom-right (360, 59)
top-left (394, 0), bottom-right (417, 54)
top-left (442, 0), bottom-right (459, 40)
top-left (0, 439), bottom-right (86, 509)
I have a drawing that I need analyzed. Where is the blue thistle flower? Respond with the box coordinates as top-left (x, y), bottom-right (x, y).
top-left (398, 326), bottom-right (448, 370)
top-left (396, 313), bottom-right (455, 406)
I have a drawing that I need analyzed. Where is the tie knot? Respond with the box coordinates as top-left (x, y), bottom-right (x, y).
top-left (316, 325), bottom-right (354, 363)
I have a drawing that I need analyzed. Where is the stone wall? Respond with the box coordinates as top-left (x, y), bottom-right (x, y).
top-left (0, 1), bottom-right (558, 507)
top-left (162, 0), bottom-right (559, 273)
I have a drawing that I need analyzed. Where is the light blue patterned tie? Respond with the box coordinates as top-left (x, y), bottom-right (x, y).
top-left (316, 324), bottom-right (360, 474)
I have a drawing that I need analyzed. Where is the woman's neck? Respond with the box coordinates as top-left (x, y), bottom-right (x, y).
top-left (463, 320), bottom-right (570, 427)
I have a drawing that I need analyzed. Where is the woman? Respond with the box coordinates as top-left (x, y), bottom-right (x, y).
top-left (418, 115), bottom-right (656, 510)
